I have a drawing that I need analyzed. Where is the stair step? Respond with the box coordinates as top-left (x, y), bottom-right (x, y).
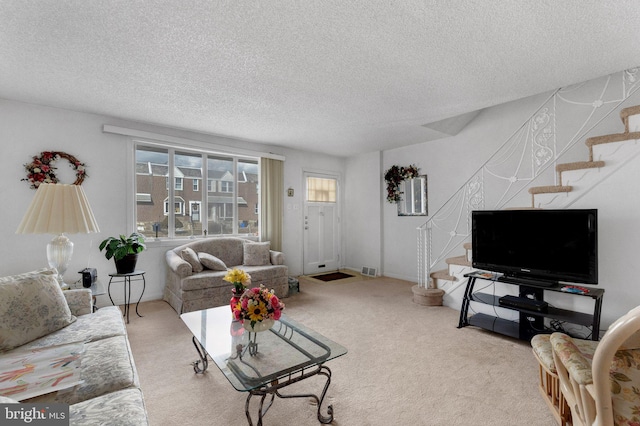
top-left (463, 242), bottom-right (472, 250)
top-left (556, 161), bottom-right (605, 185)
top-left (585, 132), bottom-right (640, 160)
top-left (556, 160), bottom-right (605, 173)
top-left (445, 255), bottom-right (471, 267)
top-left (430, 269), bottom-right (457, 282)
top-left (528, 185), bottom-right (573, 195)
top-left (620, 105), bottom-right (640, 131)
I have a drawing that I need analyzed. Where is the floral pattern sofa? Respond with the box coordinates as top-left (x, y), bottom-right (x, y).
top-left (0, 268), bottom-right (148, 425)
top-left (550, 331), bottom-right (640, 426)
top-left (164, 237), bottom-right (288, 314)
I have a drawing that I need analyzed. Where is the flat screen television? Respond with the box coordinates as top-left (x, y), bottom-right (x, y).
top-left (471, 209), bottom-right (598, 285)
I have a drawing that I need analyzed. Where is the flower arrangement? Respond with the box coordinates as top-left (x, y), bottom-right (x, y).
top-left (384, 164), bottom-right (420, 203)
top-left (22, 151), bottom-right (87, 189)
top-left (224, 268), bottom-right (252, 296)
top-left (232, 285), bottom-right (285, 328)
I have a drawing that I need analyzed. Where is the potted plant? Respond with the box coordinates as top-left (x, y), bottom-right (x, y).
top-left (99, 233), bottom-right (146, 274)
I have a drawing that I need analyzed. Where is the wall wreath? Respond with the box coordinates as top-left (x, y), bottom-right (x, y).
top-left (22, 151), bottom-right (87, 189)
top-left (384, 164), bottom-right (419, 203)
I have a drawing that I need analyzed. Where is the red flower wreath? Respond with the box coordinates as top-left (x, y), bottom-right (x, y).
top-left (384, 164), bottom-right (420, 203)
top-left (22, 151), bottom-right (87, 189)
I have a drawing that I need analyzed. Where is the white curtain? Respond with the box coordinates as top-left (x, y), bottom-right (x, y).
top-left (260, 158), bottom-right (284, 251)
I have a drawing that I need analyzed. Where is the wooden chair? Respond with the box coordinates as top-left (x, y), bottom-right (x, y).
top-left (532, 334), bottom-right (600, 425)
top-left (531, 334), bottom-right (574, 425)
top-left (550, 305), bottom-right (640, 426)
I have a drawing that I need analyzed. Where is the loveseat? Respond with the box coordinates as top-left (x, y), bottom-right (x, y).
top-left (0, 268), bottom-right (148, 425)
top-left (164, 237), bottom-right (288, 314)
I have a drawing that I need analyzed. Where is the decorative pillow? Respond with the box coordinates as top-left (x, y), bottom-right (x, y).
top-left (0, 267), bottom-right (57, 284)
top-left (0, 273), bottom-right (76, 352)
top-left (198, 252), bottom-right (227, 271)
top-left (181, 247), bottom-right (203, 273)
top-left (243, 241), bottom-right (271, 266)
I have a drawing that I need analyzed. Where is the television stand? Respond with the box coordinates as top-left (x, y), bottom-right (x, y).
top-left (458, 271), bottom-right (604, 341)
top-left (497, 275), bottom-right (557, 288)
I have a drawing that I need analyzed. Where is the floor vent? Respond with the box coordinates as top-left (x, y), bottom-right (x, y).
top-left (361, 266), bottom-right (377, 277)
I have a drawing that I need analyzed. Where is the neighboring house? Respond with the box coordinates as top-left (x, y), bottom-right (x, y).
top-left (135, 162), bottom-right (258, 237)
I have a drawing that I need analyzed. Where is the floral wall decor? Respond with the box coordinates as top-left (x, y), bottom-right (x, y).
top-left (384, 164), bottom-right (419, 203)
top-left (22, 151), bottom-right (87, 189)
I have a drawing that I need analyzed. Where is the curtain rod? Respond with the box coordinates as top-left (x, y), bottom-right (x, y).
top-left (102, 125), bottom-right (286, 161)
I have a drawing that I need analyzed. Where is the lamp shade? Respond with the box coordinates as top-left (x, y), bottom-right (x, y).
top-left (16, 183), bottom-right (100, 235)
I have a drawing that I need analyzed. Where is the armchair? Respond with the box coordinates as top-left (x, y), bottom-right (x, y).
top-left (550, 305), bottom-right (640, 426)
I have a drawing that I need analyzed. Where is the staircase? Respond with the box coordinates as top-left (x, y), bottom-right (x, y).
top-left (529, 106), bottom-right (640, 208)
top-left (415, 68), bottom-right (640, 308)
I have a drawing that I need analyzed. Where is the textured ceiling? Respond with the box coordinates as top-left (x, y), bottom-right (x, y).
top-left (1, 1), bottom-right (640, 157)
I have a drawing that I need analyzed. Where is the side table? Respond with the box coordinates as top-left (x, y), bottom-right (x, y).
top-left (108, 271), bottom-right (146, 324)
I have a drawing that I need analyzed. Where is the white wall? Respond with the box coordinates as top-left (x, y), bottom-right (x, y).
top-left (376, 91), bottom-right (553, 281)
top-left (0, 98), bottom-right (344, 307)
top-left (569, 155), bottom-right (640, 327)
top-left (1, 100), bottom-right (129, 305)
top-left (344, 151), bottom-right (382, 274)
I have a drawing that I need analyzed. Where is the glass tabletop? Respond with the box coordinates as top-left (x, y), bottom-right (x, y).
top-left (68, 279), bottom-right (106, 296)
top-left (180, 306), bottom-right (347, 392)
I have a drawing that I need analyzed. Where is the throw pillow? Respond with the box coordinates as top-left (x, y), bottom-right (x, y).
top-left (181, 247), bottom-right (203, 273)
top-left (243, 241), bottom-right (271, 266)
top-left (0, 267), bottom-right (57, 284)
top-left (198, 252), bottom-right (227, 271)
top-left (0, 273), bottom-right (76, 352)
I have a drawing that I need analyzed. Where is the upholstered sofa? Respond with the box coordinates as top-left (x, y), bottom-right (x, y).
top-left (0, 268), bottom-right (148, 425)
top-left (164, 237), bottom-right (288, 314)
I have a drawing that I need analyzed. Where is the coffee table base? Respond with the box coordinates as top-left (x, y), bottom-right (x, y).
top-left (245, 363), bottom-right (334, 426)
top-left (189, 338), bottom-right (335, 425)
top-left (191, 336), bottom-right (209, 374)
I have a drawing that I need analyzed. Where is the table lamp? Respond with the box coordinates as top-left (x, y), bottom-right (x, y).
top-left (16, 183), bottom-right (100, 287)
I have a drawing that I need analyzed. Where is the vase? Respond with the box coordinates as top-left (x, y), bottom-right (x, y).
top-left (242, 318), bottom-right (274, 332)
top-left (230, 296), bottom-right (239, 313)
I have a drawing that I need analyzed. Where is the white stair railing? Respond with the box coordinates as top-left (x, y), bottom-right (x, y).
top-left (417, 68), bottom-right (640, 289)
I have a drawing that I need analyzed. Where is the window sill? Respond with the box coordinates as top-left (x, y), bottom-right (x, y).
top-left (143, 234), bottom-right (260, 248)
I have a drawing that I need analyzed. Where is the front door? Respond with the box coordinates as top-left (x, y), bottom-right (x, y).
top-left (303, 173), bottom-right (340, 275)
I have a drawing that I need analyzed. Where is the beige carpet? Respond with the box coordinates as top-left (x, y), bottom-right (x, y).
top-left (125, 276), bottom-right (557, 426)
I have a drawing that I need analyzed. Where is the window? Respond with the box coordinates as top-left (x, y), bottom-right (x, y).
top-left (165, 177), bottom-right (183, 190)
top-left (237, 159), bottom-right (258, 234)
top-left (306, 177), bottom-right (337, 202)
top-left (135, 144), bottom-right (260, 239)
top-left (164, 197), bottom-right (185, 215)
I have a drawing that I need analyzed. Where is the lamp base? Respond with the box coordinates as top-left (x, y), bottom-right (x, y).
top-left (47, 234), bottom-right (73, 288)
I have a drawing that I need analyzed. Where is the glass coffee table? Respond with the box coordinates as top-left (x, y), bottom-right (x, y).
top-left (180, 306), bottom-right (347, 425)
